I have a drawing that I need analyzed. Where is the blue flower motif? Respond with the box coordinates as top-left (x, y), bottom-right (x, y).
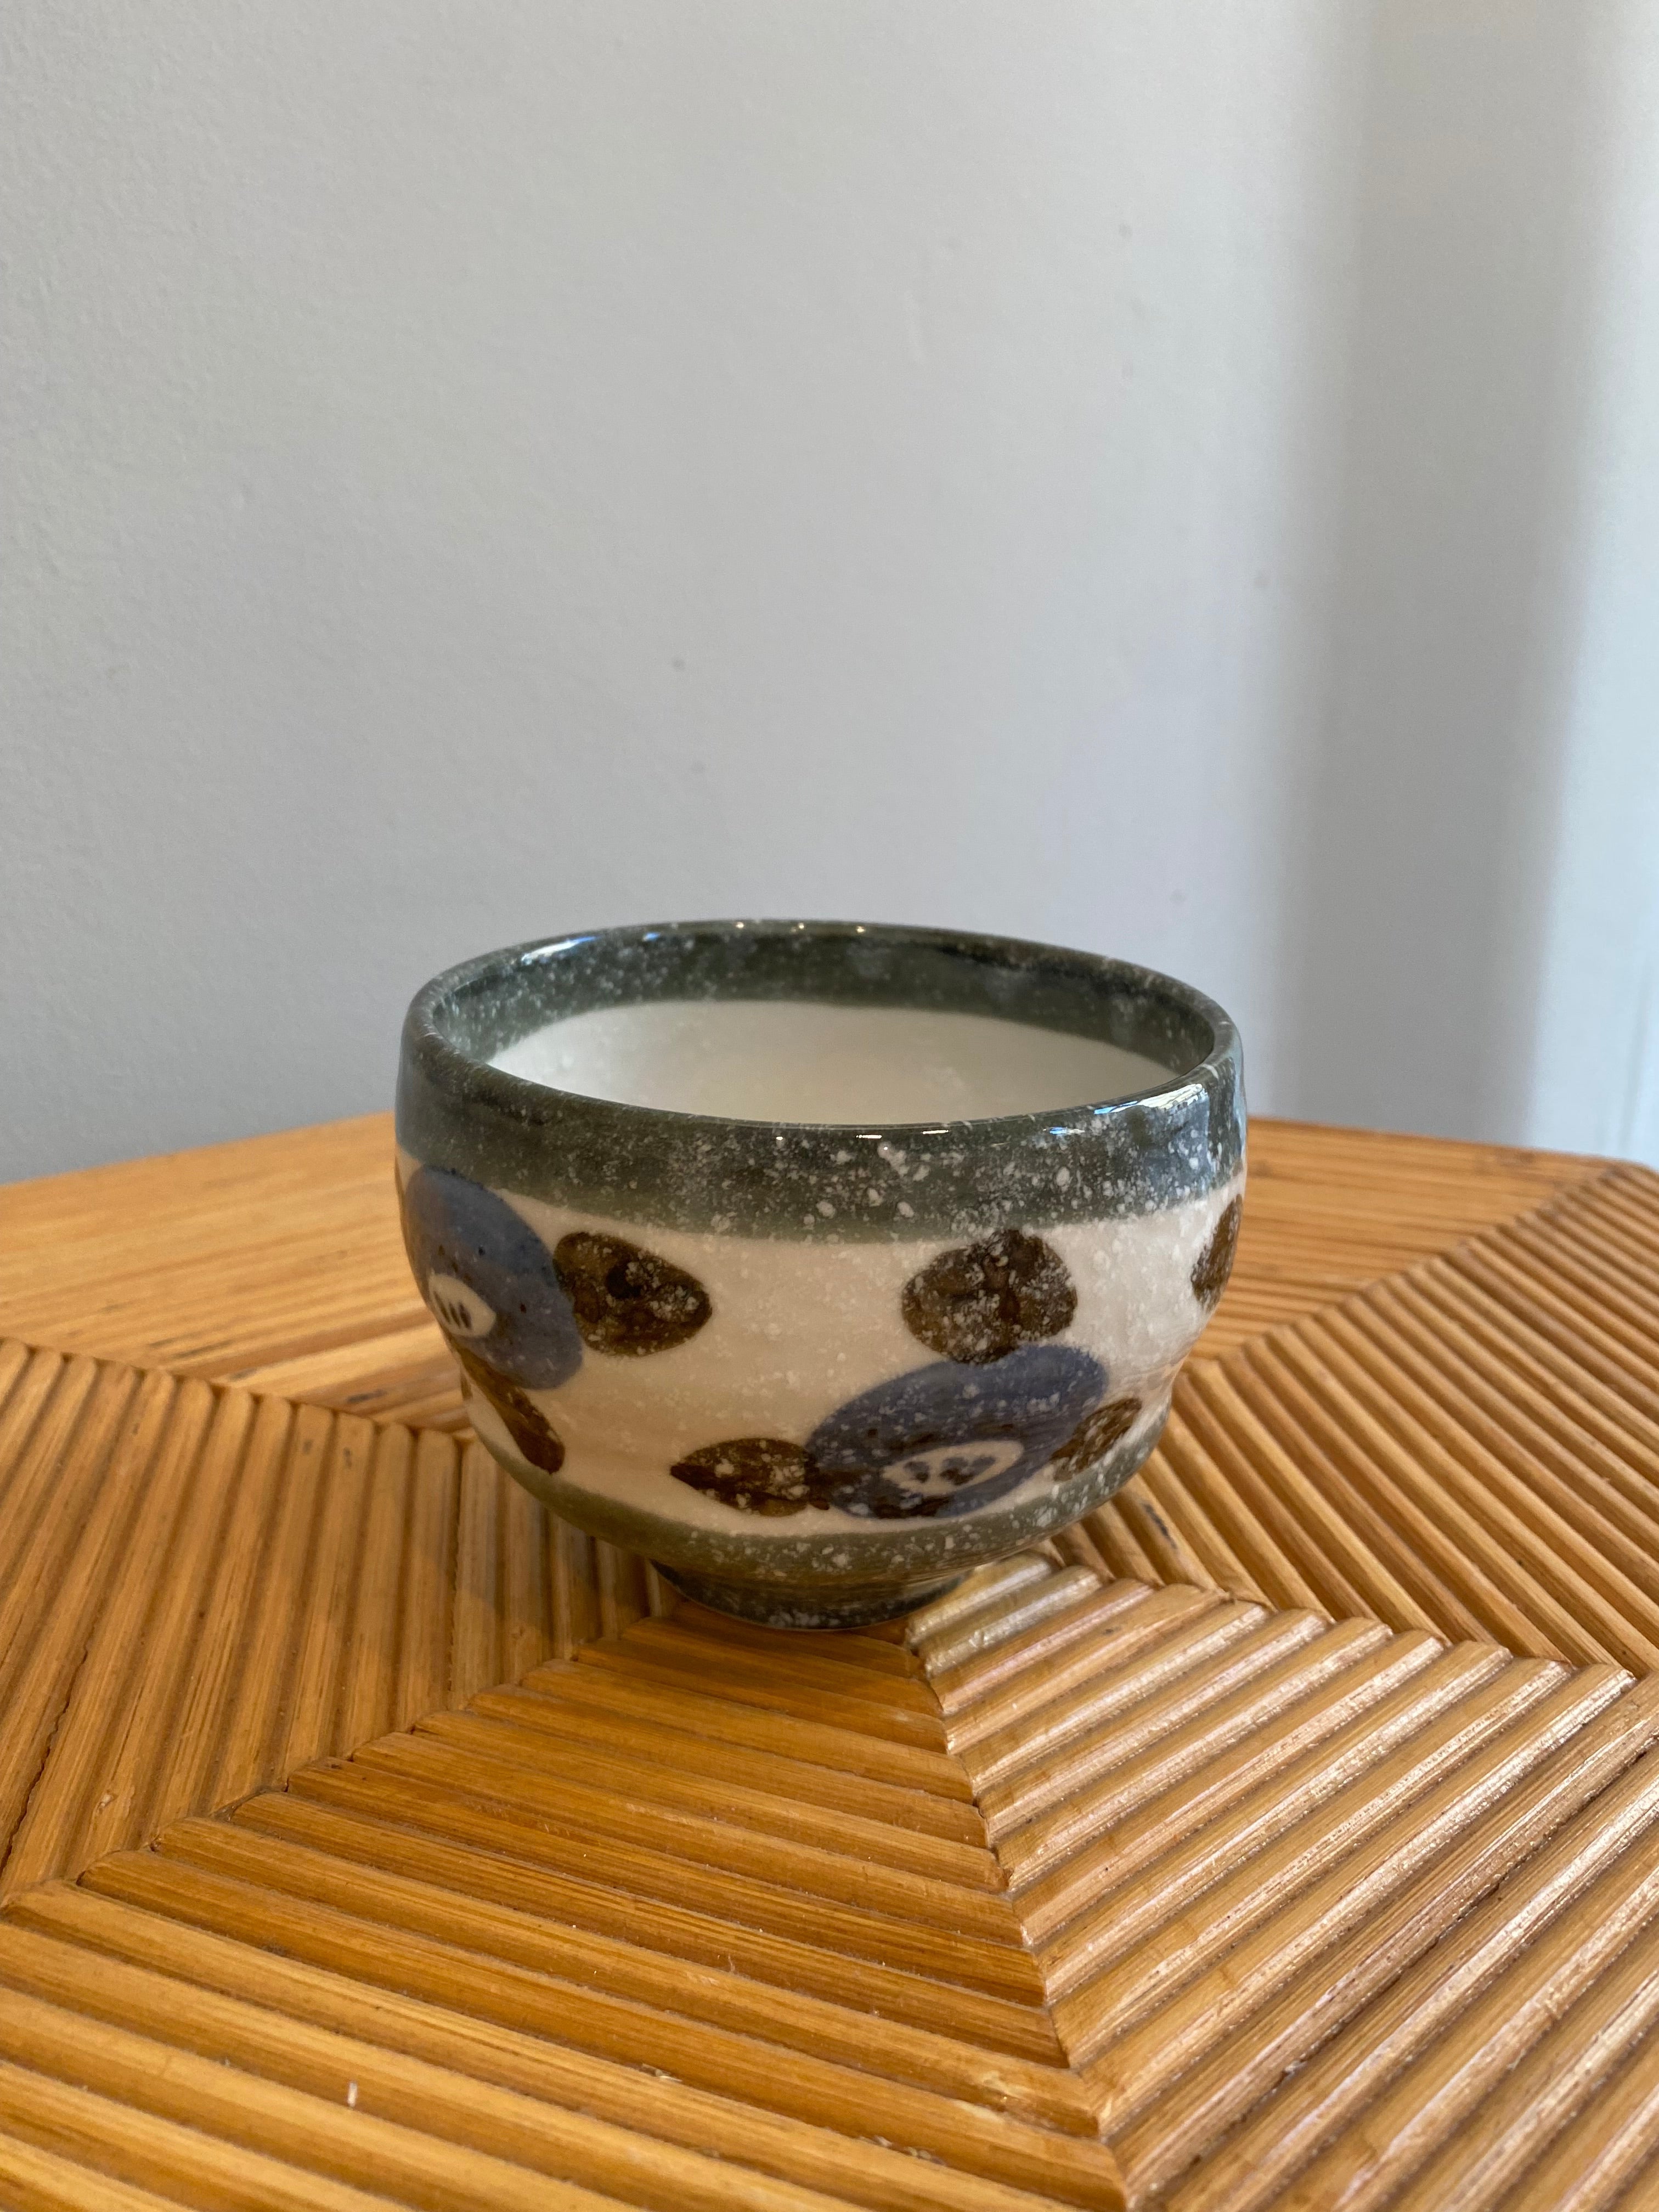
top-left (806, 1344), bottom-right (1106, 1520)
top-left (400, 1166), bottom-right (582, 1389)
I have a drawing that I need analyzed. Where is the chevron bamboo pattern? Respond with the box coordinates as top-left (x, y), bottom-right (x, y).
top-left (910, 1550), bottom-right (1659, 2208)
top-left (1085, 1164), bottom-right (1659, 1673)
top-left (1, 1113), bottom-right (1657, 2209)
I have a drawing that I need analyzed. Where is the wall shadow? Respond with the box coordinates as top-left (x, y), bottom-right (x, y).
top-left (1285, 0), bottom-right (1606, 1143)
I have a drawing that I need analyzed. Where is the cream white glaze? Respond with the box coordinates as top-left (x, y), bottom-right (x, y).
top-left (492, 999), bottom-right (1173, 1124)
top-left (400, 1145), bottom-right (1242, 1539)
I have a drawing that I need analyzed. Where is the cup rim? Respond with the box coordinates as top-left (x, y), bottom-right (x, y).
top-left (397, 918), bottom-right (1245, 1239)
top-left (404, 916), bottom-right (1237, 1135)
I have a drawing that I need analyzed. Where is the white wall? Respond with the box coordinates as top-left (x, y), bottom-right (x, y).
top-left (1523, 4), bottom-right (1659, 1163)
top-left (3, 0), bottom-right (1655, 1182)
top-left (1288, 0), bottom-right (1659, 1156)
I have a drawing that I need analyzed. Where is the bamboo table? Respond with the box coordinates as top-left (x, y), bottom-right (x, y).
top-left (2, 1114), bottom-right (1658, 2210)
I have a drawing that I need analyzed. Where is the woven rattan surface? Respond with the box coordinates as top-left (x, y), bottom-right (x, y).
top-left (2, 1111), bottom-right (1657, 2211)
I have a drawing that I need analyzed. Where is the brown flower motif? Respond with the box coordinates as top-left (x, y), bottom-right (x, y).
top-left (1050, 1393), bottom-right (1141, 1480)
top-left (555, 1232), bottom-right (712, 1356)
top-left (1191, 1195), bottom-right (1243, 1311)
top-left (901, 1228), bottom-right (1077, 1365)
top-left (670, 1437), bottom-right (825, 1516)
top-left (455, 1342), bottom-right (566, 1475)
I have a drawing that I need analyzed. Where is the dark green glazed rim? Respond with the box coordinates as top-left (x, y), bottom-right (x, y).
top-left (397, 919), bottom-right (1245, 1242)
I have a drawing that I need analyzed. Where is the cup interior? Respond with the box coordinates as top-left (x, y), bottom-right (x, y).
top-left (416, 918), bottom-right (1225, 1131)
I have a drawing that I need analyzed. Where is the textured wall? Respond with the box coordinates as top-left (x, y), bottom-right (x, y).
top-left (3, 0), bottom-right (1655, 1179)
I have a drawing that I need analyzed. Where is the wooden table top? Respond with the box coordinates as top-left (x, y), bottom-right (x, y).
top-left (2, 1111), bottom-right (1658, 2212)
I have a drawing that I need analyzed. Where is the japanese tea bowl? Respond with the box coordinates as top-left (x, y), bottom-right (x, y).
top-left (396, 919), bottom-right (1245, 1629)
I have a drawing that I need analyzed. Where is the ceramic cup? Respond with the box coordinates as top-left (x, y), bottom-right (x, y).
top-left (396, 920), bottom-right (1244, 1628)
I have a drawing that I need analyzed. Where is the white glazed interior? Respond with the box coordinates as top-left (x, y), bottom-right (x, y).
top-left (493, 1000), bottom-right (1173, 1124)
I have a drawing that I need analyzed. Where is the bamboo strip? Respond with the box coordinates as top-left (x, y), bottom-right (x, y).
top-left (1067, 1659), bottom-right (1602, 2084)
top-left (332, 1419), bottom-right (417, 1757)
top-left (0, 2126), bottom-right (187, 2212)
top-left (1300, 1305), bottom-right (1659, 1670)
top-left (1026, 1641), bottom-right (1505, 1972)
top-left (674, 1604), bottom-right (923, 1677)
top-left (0, 1982), bottom-right (639, 2212)
top-left (0, 2051), bottom-right (407, 2212)
top-left (973, 1606), bottom-right (1327, 1822)
top-left (135, 1819), bottom-right (1073, 2131)
top-left (1171, 1375), bottom-right (1369, 1618)
top-left (0, 1364), bottom-right (155, 1878)
top-left (1226, 1339), bottom-right (1502, 1642)
top-left (134, 1392), bottom-right (298, 1839)
top-left (347, 1729), bottom-right (1019, 1931)
top-left (1449, 1240), bottom-right (1659, 1427)
top-left (988, 1616), bottom-right (1374, 1870)
top-left (408, 1706), bottom-right (998, 1886)
top-left (1503, 2018), bottom-right (1659, 2212)
top-left (1285, 1840), bottom-right (1659, 2210)
top-left (232, 1789), bottom-right (1049, 2056)
top-left (0, 1354), bottom-right (99, 1586)
top-left (517, 1656), bottom-right (970, 1797)
top-left (2, 1378), bottom-right (219, 1894)
top-left (0, 1915), bottom-right (930, 2212)
top-left (1101, 1477), bottom-right (1220, 1594)
top-left (575, 1640), bottom-right (950, 1750)
top-left (1419, 1247), bottom-right (1659, 1463)
top-left (1136, 1420), bottom-right (1327, 1616)
top-left (949, 1592), bottom-right (1250, 1765)
top-left (907, 1555), bottom-right (1060, 1640)
top-left (9, 1882), bottom-right (1075, 2212)
top-left (199, 1400), bottom-right (342, 1809)
top-left (1049, 1516), bottom-right (1129, 1589)
top-left (1128, 1447), bottom-right (1267, 1602)
top-left (1369, 1277), bottom-right (1659, 1568)
top-left (1035, 1629), bottom-right (1463, 1976)
top-left (1085, 1498), bottom-right (1163, 1584)
top-left (1183, 1362), bottom-right (1446, 1633)
top-left (633, 1616), bottom-right (936, 1706)
top-left (1249, 1332), bottom-right (1575, 1655)
top-left (465, 1683), bottom-right (983, 1840)
top-left (281, 1757), bottom-right (1045, 2001)
top-left (394, 1427), bottom-right (462, 1723)
top-left (1127, 1674), bottom-right (1659, 2204)
top-left (914, 1568), bottom-right (1103, 1673)
top-left (77, 1856), bottom-right (1115, 2202)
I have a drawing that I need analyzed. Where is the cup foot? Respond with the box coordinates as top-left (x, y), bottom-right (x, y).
top-left (654, 1562), bottom-right (966, 1632)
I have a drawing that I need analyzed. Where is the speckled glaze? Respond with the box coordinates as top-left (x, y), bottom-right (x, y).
top-left (397, 920), bottom-right (1245, 1628)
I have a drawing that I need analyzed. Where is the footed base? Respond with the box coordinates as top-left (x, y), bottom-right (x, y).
top-left (655, 1562), bottom-right (967, 1632)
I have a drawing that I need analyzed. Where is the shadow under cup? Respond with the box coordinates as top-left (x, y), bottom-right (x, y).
top-left (396, 920), bottom-right (1245, 1629)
